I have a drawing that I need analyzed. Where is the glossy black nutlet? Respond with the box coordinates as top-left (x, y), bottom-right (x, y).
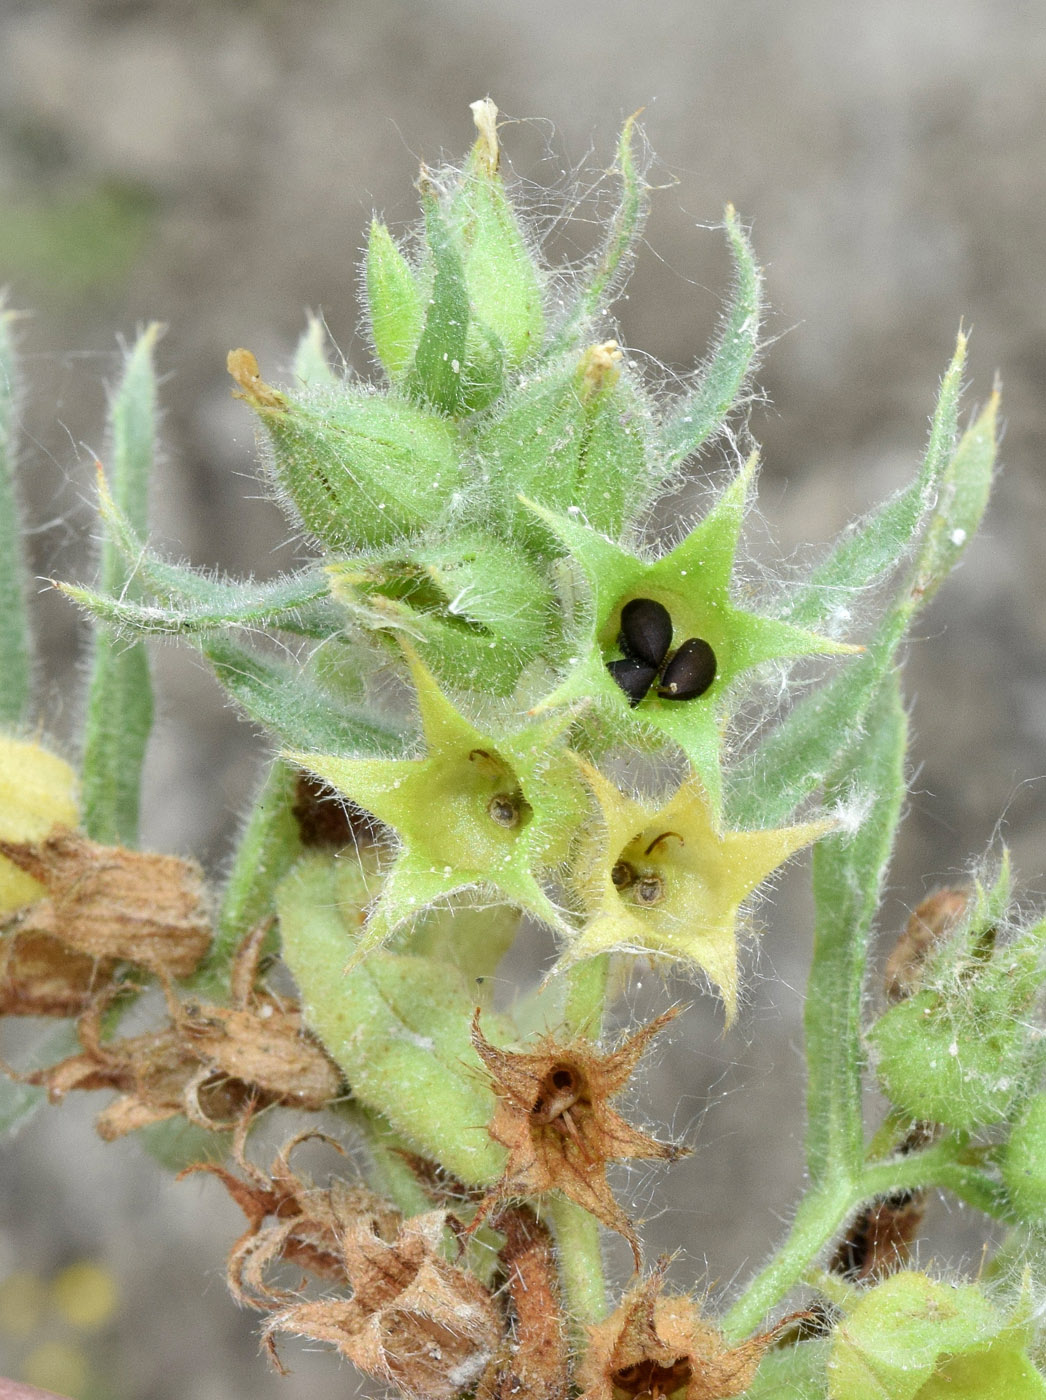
top-left (657, 637), bottom-right (717, 701)
top-left (619, 597), bottom-right (673, 668)
top-left (606, 656), bottom-right (658, 707)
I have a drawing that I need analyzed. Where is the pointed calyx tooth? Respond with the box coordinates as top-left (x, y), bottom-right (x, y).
top-left (227, 349), bottom-right (286, 410)
top-left (470, 97), bottom-right (500, 173)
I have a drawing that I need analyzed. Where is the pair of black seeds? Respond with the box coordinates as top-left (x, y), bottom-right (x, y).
top-left (606, 598), bottom-right (717, 707)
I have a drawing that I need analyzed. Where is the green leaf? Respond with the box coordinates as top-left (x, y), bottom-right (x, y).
top-left (0, 304), bottom-right (32, 728)
top-left (657, 205), bottom-right (763, 471)
top-left (784, 332), bottom-right (968, 633)
top-left (806, 671), bottom-right (907, 1183)
top-left (550, 112), bottom-right (648, 353)
top-left (81, 323), bottom-right (163, 846)
top-left (407, 193), bottom-right (470, 415)
top-left (201, 634), bottom-right (402, 755)
top-left (277, 853), bottom-right (508, 1185)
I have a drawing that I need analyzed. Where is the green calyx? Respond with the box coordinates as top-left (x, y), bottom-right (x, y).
top-left (228, 348), bottom-right (466, 550)
top-left (285, 645), bottom-right (589, 956)
top-left (529, 454), bottom-right (857, 815)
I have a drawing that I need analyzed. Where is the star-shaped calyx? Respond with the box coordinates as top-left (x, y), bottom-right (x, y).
top-left (285, 646), bottom-right (588, 961)
top-left (529, 454), bottom-right (857, 817)
top-left (560, 762), bottom-right (831, 1023)
top-left (470, 1007), bottom-right (685, 1266)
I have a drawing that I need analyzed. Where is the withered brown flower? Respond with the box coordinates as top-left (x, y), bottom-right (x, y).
top-left (0, 828), bottom-right (211, 978)
top-left (471, 1008), bottom-right (686, 1266)
top-left (577, 1265), bottom-right (795, 1400)
top-left (19, 924), bottom-right (341, 1138)
top-left (0, 928), bottom-right (116, 1018)
top-left (264, 1207), bottom-right (503, 1400)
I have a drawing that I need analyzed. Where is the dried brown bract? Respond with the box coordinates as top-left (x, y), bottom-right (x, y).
top-left (0, 828), bottom-right (211, 978)
top-left (884, 888), bottom-right (969, 1002)
top-left (829, 1189), bottom-right (927, 1283)
top-left (577, 1265), bottom-right (794, 1400)
top-left (471, 1008), bottom-right (686, 1267)
top-left (264, 1207), bottom-right (503, 1400)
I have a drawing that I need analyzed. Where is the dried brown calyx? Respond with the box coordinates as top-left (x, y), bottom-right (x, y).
top-left (471, 1008), bottom-right (686, 1266)
top-left (0, 829), bottom-right (211, 978)
top-left (577, 1265), bottom-right (799, 1400)
top-left (0, 928), bottom-right (116, 1018)
top-left (884, 887), bottom-right (969, 1002)
top-left (493, 1207), bottom-right (569, 1400)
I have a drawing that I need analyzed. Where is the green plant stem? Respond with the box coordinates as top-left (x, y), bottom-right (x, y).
top-left (0, 305), bottom-right (31, 728)
top-left (562, 953), bottom-right (609, 1037)
top-left (197, 758), bottom-right (302, 993)
top-left (546, 1195), bottom-right (607, 1329)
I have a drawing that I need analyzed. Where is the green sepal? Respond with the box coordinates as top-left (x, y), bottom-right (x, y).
top-left (406, 192), bottom-right (471, 415)
top-left (869, 916), bottom-right (1046, 1131)
top-left (201, 634), bottom-right (402, 756)
top-left (656, 205), bottom-right (763, 473)
top-left (232, 355), bottom-right (466, 550)
top-left (285, 644), bottom-right (589, 957)
top-left (0, 303), bottom-right (31, 728)
top-left (747, 1339), bottom-right (830, 1398)
top-left (828, 1272), bottom-right (1046, 1400)
top-left (366, 219), bottom-right (424, 381)
top-left (557, 760), bottom-right (830, 1023)
top-left (529, 457), bottom-right (855, 816)
top-left (326, 529), bottom-right (554, 693)
top-left (276, 852), bottom-right (509, 1186)
top-left (476, 343), bottom-right (654, 546)
top-left (1002, 1092), bottom-right (1046, 1221)
top-left (81, 323), bottom-right (162, 846)
top-left (449, 98), bottom-right (544, 369)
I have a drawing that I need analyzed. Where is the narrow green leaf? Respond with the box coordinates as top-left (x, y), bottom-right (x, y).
top-left (549, 112), bottom-right (648, 354)
top-left (62, 567), bottom-right (332, 636)
top-left (407, 194), bottom-right (470, 414)
top-left (0, 305), bottom-right (32, 727)
top-left (784, 332), bottom-right (968, 632)
top-left (81, 324), bottom-right (163, 845)
top-left (202, 634), bottom-right (402, 756)
top-left (806, 672), bottom-right (907, 1184)
top-left (0, 1075), bottom-right (45, 1135)
top-left (657, 205), bottom-right (763, 470)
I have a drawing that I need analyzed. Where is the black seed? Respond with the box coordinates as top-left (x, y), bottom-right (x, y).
top-left (657, 637), bottom-right (717, 701)
top-left (606, 656), bottom-right (658, 706)
top-left (619, 597), bottom-right (673, 668)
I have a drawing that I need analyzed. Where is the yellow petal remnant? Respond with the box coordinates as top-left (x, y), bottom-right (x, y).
top-left (0, 735), bottom-right (78, 913)
top-left (562, 763), bottom-right (832, 1024)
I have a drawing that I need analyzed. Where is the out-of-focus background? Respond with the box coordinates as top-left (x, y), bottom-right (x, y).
top-left (1, 2), bottom-right (1045, 1395)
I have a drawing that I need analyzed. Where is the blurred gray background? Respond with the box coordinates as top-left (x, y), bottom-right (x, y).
top-left (2, 1), bottom-right (1045, 1395)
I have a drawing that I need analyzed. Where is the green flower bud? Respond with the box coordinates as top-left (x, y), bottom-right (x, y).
top-left (829, 1272), bottom-right (1046, 1400)
top-left (365, 219), bottom-right (424, 381)
top-left (1002, 1092), bottom-right (1046, 1220)
top-left (475, 341), bottom-right (652, 546)
top-left (870, 919), bottom-right (1046, 1131)
top-left (450, 98), bottom-right (544, 370)
top-left (229, 349), bottom-right (465, 550)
